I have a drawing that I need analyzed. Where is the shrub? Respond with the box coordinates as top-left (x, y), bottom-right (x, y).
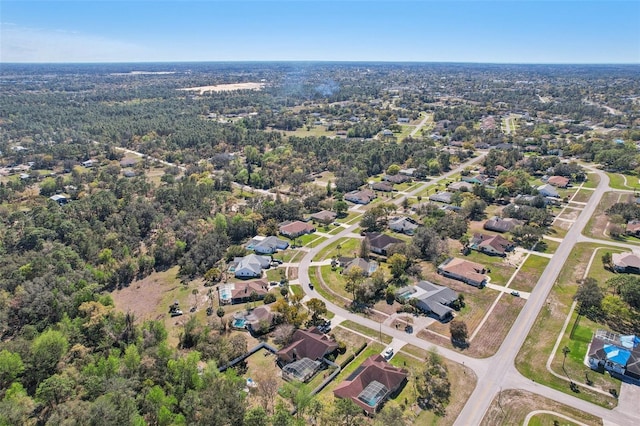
top-left (263, 293), bottom-right (276, 304)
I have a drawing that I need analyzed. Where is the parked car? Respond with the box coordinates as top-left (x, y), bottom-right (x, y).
top-left (170, 309), bottom-right (183, 317)
top-left (308, 282), bottom-right (314, 290)
top-left (383, 347), bottom-right (394, 360)
top-left (510, 290), bottom-right (520, 297)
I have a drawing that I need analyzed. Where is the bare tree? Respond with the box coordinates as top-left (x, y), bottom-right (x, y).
top-left (254, 368), bottom-right (280, 415)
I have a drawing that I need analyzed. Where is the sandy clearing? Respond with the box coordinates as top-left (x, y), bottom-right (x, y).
top-left (179, 82), bottom-right (265, 94)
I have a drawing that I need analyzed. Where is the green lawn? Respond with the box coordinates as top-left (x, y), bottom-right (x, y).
top-left (340, 320), bottom-right (393, 344)
top-left (538, 238), bottom-right (560, 254)
top-left (569, 189), bottom-right (593, 204)
top-left (320, 265), bottom-right (351, 300)
top-left (527, 413), bottom-right (581, 426)
top-left (509, 255), bottom-right (550, 293)
top-left (315, 237), bottom-right (361, 261)
top-left (581, 174), bottom-right (600, 189)
top-left (290, 284), bottom-right (303, 298)
top-left (606, 172), bottom-right (640, 191)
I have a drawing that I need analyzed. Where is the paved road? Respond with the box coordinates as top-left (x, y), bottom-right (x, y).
top-left (409, 112), bottom-right (431, 138)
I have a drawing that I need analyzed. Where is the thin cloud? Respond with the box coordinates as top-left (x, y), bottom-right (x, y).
top-left (1, 23), bottom-right (153, 62)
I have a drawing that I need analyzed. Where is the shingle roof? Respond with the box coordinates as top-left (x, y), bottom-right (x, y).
top-left (277, 328), bottom-right (339, 363)
top-left (333, 355), bottom-right (408, 414)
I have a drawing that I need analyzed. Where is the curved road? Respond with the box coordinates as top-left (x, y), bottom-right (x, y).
top-left (298, 164), bottom-right (637, 425)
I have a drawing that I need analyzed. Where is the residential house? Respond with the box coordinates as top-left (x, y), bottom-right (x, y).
top-left (514, 194), bottom-right (550, 207)
top-left (437, 257), bottom-right (488, 287)
top-left (49, 194), bottom-right (68, 205)
top-left (588, 329), bottom-right (640, 380)
top-left (277, 327), bottom-right (339, 364)
top-left (469, 233), bottom-right (514, 256)
top-left (218, 280), bottom-right (270, 305)
top-left (279, 221), bottom-right (316, 239)
top-left (462, 174), bottom-right (491, 185)
top-left (333, 355), bottom-right (408, 415)
top-left (383, 174), bottom-right (411, 184)
top-left (345, 189), bottom-right (376, 205)
top-left (547, 175), bottom-right (570, 188)
top-left (397, 117), bottom-right (410, 124)
top-left (310, 210), bottom-right (337, 224)
top-left (388, 217), bottom-right (419, 235)
top-left (372, 182), bottom-right (394, 192)
top-left (626, 220), bottom-right (640, 237)
top-left (365, 232), bottom-right (404, 256)
top-left (82, 159), bottom-right (97, 168)
top-left (122, 169), bottom-right (136, 178)
top-left (429, 191), bottom-right (454, 204)
top-left (612, 252), bottom-right (640, 274)
top-left (233, 254), bottom-right (271, 278)
top-left (483, 216), bottom-right (523, 233)
top-left (448, 181), bottom-right (474, 192)
top-left (399, 168), bottom-right (416, 177)
top-left (341, 257), bottom-right (378, 276)
top-left (396, 281), bottom-right (458, 321)
top-left (244, 306), bottom-right (275, 334)
top-left (248, 236), bottom-right (289, 254)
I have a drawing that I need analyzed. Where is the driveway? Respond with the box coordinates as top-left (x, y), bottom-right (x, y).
top-left (615, 382), bottom-right (640, 419)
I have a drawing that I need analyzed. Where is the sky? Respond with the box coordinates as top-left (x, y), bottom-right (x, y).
top-left (1, 0), bottom-right (639, 64)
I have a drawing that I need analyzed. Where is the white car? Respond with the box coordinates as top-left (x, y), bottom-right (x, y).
top-left (383, 347), bottom-right (394, 360)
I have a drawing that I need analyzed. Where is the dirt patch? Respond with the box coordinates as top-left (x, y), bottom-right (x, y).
top-left (481, 389), bottom-right (602, 426)
top-left (287, 266), bottom-right (298, 281)
top-left (111, 266), bottom-right (182, 322)
top-left (179, 82), bottom-right (265, 94)
top-left (466, 295), bottom-right (525, 358)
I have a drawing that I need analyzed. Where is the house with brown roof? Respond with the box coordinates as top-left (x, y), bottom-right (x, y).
top-left (483, 216), bottom-right (523, 233)
top-left (372, 182), bottom-right (394, 192)
top-left (383, 174), bottom-right (410, 184)
top-left (244, 306), bottom-right (275, 334)
top-left (469, 233), bottom-right (514, 256)
top-left (277, 328), bottom-right (339, 365)
top-left (437, 257), bottom-right (487, 287)
top-left (279, 220), bottom-right (316, 238)
top-left (547, 175), bottom-right (570, 188)
top-left (612, 252), bottom-right (640, 274)
top-left (625, 220), bottom-right (640, 237)
top-left (345, 189), bottom-right (376, 205)
top-left (310, 210), bottom-right (337, 224)
top-left (333, 354), bottom-right (408, 415)
top-left (218, 280), bottom-right (270, 305)
top-left (364, 232), bottom-right (404, 256)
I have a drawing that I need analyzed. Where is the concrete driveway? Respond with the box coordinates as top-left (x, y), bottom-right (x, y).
top-left (615, 382), bottom-right (640, 419)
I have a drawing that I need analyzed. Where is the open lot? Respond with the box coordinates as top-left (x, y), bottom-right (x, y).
top-left (509, 255), bottom-right (550, 293)
top-left (481, 389), bottom-right (602, 426)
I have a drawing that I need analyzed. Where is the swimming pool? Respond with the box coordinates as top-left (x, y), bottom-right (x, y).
top-left (233, 318), bottom-right (246, 328)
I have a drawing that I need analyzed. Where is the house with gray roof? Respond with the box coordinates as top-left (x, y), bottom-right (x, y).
top-left (429, 191), bottom-right (454, 204)
top-left (396, 281), bottom-right (458, 321)
top-left (389, 217), bottom-right (419, 235)
top-left (248, 236), bottom-right (289, 254)
top-left (233, 254), bottom-right (271, 278)
top-left (537, 184), bottom-right (560, 198)
top-left (612, 252), bottom-right (640, 274)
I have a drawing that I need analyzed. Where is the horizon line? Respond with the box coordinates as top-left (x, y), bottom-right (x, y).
top-left (2, 60), bottom-right (639, 66)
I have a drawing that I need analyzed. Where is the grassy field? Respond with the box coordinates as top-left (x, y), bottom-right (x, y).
top-left (320, 265), bottom-right (351, 300)
top-left (606, 172), bottom-right (640, 191)
top-left (515, 243), bottom-right (620, 408)
top-left (283, 126), bottom-right (334, 138)
top-left (570, 189), bottom-right (594, 204)
top-left (481, 389), bottom-right (603, 426)
top-left (509, 255), bottom-right (550, 293)
top-left (538, 238), bottom-right (560, 254)
top-left (581, 173), bottom-right (600, 189)
top-left (340, 320), bottom-right (393, 344)
top-left (315, 236), bottom-right (361, 261)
